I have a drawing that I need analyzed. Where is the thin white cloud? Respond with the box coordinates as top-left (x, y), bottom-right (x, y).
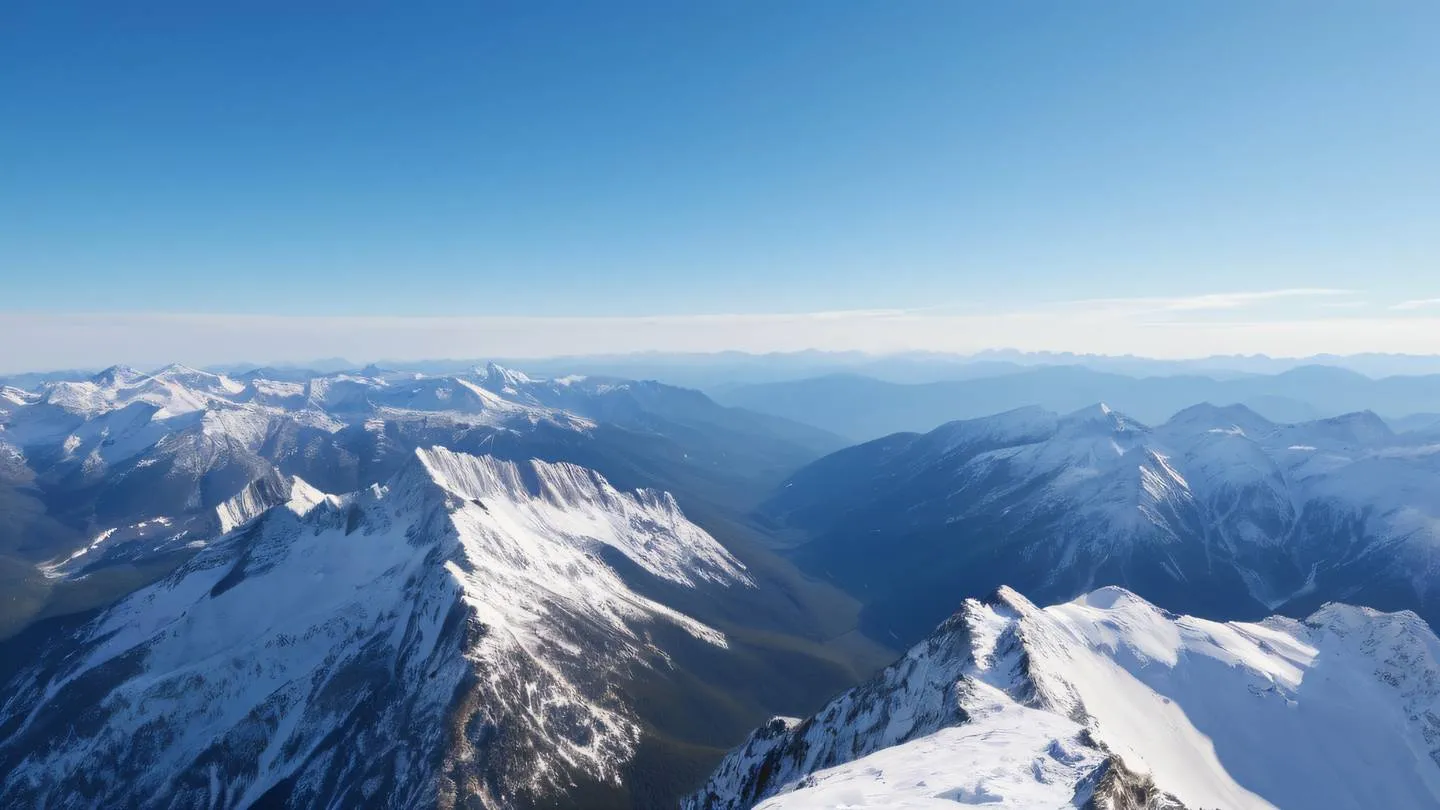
top-left (1391, 298), bottom-right (1440, 311)
top-left (6, 292), bottom-right (1440, 373)
top-left (1156, 288), bottom-right (1356, 311)
top-left (1055, 288), bottom-right (1355, 315)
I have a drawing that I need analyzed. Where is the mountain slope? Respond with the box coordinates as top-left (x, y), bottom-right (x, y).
top-left (689, 586), bottom-right (1440, 810)
top-left (771, 402), bottom-right (1440, 643)
top-left (0, 448), bottom-right (754, 809)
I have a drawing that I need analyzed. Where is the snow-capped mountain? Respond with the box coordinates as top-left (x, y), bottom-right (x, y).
top-left (0, 363), bottom-right (868, 808)
top-left (33, 363), bottom-right (246, 420)
top-left (770, 402), bottom-right (1440, 642)
top-left (689, 586), bottom-right (1440, 810)
top-left (0, 447), bottom-right (752, 808)
top-left (0, 363), bottom-right (837, 629)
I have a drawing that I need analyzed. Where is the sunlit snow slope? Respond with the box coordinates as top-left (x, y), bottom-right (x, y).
top-left (689, 586), bottom-right (1440, 810)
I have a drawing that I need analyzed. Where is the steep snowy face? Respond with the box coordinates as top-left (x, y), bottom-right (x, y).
top-left (775, 402), bottom-right (1440, 640)
top-left (0, 448), bottom-right (750, 809)
top-left (413, 447), bottom-right (751, 590)
top-left (690, 586), bottom-right (1440, 810)
top-left (213, 472), bottom-right (335, 534)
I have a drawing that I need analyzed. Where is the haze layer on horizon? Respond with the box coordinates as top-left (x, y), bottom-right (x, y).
top-left (6, 289), bottom-right (1440, 373)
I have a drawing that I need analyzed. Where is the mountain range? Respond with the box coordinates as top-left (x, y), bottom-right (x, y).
top-left (766, 401), bottom-right (1440, 645)
top-left (716, 365), bottom-right (1440, 440)
top-left (0, 362), bottom-right (844, 633)
top-left (0, 362), bottom-right (889, 808)
top-left (17, 348), bottom-right (1440, 387)
top-left (7, 359), bottom-right (1440, 807)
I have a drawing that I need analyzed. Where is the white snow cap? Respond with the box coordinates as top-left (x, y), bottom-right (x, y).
top-left (694, 585), bottom-right (1440, 810)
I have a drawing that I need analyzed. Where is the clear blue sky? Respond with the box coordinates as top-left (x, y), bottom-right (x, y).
top-left (3, 2), bottom-right (1439, 365)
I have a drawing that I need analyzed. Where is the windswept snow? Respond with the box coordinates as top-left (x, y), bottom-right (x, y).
top-left (416, 447), bottom-right (750, 589)
top-left (691, 586), bottom-right (1440, 810)
top-left (754, 704), bottom-right (1107, 810)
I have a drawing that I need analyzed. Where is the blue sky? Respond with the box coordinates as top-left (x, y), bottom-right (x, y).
top-left (3, 2), bottom-right (1439, 366)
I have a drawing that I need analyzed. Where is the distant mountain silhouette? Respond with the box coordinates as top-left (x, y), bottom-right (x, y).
top-left (716, 364), bottom-right (1440, 440)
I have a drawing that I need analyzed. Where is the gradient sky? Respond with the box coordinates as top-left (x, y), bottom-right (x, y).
top-left (3, 2), bottom-right (1440, 368)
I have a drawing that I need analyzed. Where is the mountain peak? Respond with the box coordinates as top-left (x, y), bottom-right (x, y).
top-left (213, 472), bottom-right (336, 534)
top-left (1305, 599), bottom-right (1430, 637)
top-left (1069, 584), bottom-right (1147, 611)
top-left (1312, 409), bottom-right (1393, 441)
top-left (91, 364), bottom-right (143, 387)
top-left (478, 362), bottom-right (534, 388)
top-left (1058, 401), bottom-right (1140, 433)
top-left (151, 362), bottom-right (205, 377)
top-left (1164, 401), bottom-right (1274, 435)
top-left (982, 583), bottom-right (1041, 616)
top-left (145, 363), bottom-right (245, 396)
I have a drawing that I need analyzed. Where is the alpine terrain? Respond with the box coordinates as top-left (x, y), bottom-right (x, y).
top-left (688, 586), bottom-right (1440, 810)
top-left (0, 363), bottom-right (884, 808)
top-left (0, 362), bottom-right (842, 636)
top-left (769, 402), bottom-right (1440, 643)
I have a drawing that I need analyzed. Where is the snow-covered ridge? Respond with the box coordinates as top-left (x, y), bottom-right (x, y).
top-left (689, 585), bottom-right (1440, 810)
top-left (0, 447), bottom-right (750, 808)
top-left (414, 446), bottom-right (751, 588)
top-left (7, 362), bottom-right (582, 433)
top-left (34, 363), bottom-right (245, 418)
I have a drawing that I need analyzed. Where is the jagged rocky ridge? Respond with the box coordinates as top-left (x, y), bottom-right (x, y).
top-left (771, 402), bottom-right (1440, 641)
top-left (688, 586), bottom-right (1440, 810)
top-left (0, 447), bottom-right (752, 808)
